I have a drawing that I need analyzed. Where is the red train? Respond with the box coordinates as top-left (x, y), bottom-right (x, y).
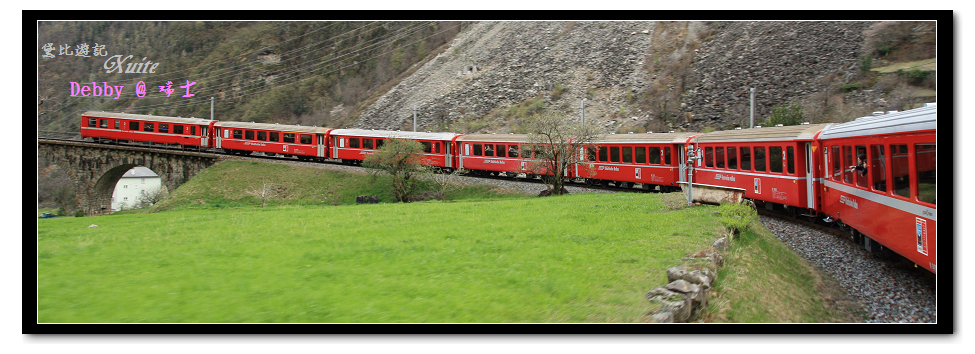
top-left (79, 105), bottom-right (938, 273)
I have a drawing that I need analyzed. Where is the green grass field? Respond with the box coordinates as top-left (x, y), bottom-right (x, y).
top-left (38, 193), bottom-right (724, 323)
top-left (36, 161), bottom-right (851, 323)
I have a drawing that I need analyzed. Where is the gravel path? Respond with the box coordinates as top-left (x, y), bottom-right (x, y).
top-left (759, 215), bottom-right (938, 323)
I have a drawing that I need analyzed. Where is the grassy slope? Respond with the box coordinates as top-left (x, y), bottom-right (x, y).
top-left (38, 193), bottom-right (722, 323)
top-left (36, 162), bottom-right (852, 323)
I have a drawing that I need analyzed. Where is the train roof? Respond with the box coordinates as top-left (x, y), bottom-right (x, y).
top-left (594, 132), bottom-right (701, 144)
top-left (693, 123), bottom-right (829, 143)
top-left (214, 121), bottom-right (333, 134)
top-left (329, 129), bottom-right (462, 141)
top-left (817, 105), bottom-right (937, 140)
top-left (456, 133), bottom-right (532, 143)
top-left (82, 111), bottom-right (213, 125)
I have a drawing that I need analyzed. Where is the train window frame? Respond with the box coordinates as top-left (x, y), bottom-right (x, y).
top-left (830, 146), bottom-right (840, 180)
top-left (610, 146), bottom-right (620, 163)
top-left (635, 146), bottom-right (647, 164)
top-left (130, 121), bottom-right (139, 131)
top-left (890, 144), bottom-right (911, 199)
top-left (704, 147), bottom-right (714, 168)
top-left (740, 146), bottom-right (751, 171)
top-left (854, 145), bottom-right (869, 188)
top-left (174, 125), bottom-right (184, 135)
top-left (483, 143), bottom-right (493, 156)
top-left (159, 124), bottom-right (169, 134)
top-left (269, 132), bottom-right (278, 142)
top-left (233, 129), bottom-right (242, 139)
top-left (727, 147), bottom-right (738, 170)
top-left (473, 143), bottom-right (483, 156)
top-left (363, 138), bottom-right (374, 149)
top-left (522, 145), bottom-right (532, 159)
top-left (284, 133), bottom-right (297, 144)
top-left (648, 146), bottom-right (661, 165)
top-left (716, 146), bottom-right (726, 169)
top-left (754, 146), bottom-right (766, 172)
top-left (497, 144), bottom-right (507, 158)
top-left (915, 143), bottom-right (936, 205)
top-left (587, 146), bottom-right (596, 161)
top-left (88, 118), bottom-right (97, 127)
top-left (598, 146), bottom-right (608, 162)
top-left (257, 131), bottom-right (266, 141)
top-left (870, 145), bottom-right (887, 193)
top-left (621, 146), bottom-right (632, 163)
top-left (376, 139), bottom-right (385, 149)
top-left (842, 145), bottom-right (853, 184)
top-left (300, 134), bottom-right (312, 145)
top-left (769, 146), bottom-right (783, 173)
top-left (347, 137), bottom-right (358, 147)
top-left (99, 119), bottom-right (108, 128)
top-left (144, 123), bottom-right (155, 132)
top-left (665, 147), bottom-right (672, 165)
top-left (509, 145), bottom-right (520, 158)
top-left (115, 120), bottom-right (120, 129)
top-left (245, 130), bottom-right (254, 140)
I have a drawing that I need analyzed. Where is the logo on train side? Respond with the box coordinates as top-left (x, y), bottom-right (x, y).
top-left (598, 166), bottom-right (619, 171)
top-left (715, 174), bottom-right (736, 182)
top-left (771, 188), bottom-right (788, 201)
top-left (839, 195), bottom-right (858, 209)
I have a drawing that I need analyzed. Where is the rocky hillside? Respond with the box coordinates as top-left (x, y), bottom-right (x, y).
top-left (354, 21), bottom-right (937, 133)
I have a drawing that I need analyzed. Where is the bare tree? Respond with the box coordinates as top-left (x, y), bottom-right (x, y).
top-left (137, 186), bottom-right (169, 208)
top-left (524, 112), bottom-right (602, 196)
top-left (425, 167), bottom-right (467, 201)
top-left (362, 139), bottom-right (430, 202)
top-left (247, 179), bottom-right (277, 207)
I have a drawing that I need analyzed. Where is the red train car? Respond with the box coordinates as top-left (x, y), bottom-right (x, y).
top-left (689, 123), bottom-right (829, 214)
top-left (329, 129), bottom-right (463, 169)
top-left (816, 105), bottom-right (937, 273)
top-left (576, 132), bottom-right (700, 191)
top-left (213, 121), bottom-right (333, 161)
top-left (80, 111), bottom-right (216, 148)
top-left (455, 134), bottom-right (549, 177)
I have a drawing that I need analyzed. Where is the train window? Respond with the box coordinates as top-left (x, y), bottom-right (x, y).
top-left (787, 147), bottom-right (795, 174)
top-left (159, 124), bottom-right (169, 133)
top-left (915, 144), bottom-right (936, 205)
top-left (346, 137), bottom-right (357, 147)
top-left (769, 146), bottom-right (783, 173)
top-left (497, 144), bottom-right (507, 157)
top-left (483, 143), bottom-right (493, 156)
top-left (473, 144), bottom-right (483, 156)
top-left (830, 146), bottom-right (840, 180)
top-left (587, 147), bottom-right (596, 161)
top-left (269, 132), bottom-right (278, 142)
top-left (598, 146), bottom-right (608, 162)
top-left (285, 133), bottom-right (297, 144)
top-left (144, 123), bottom-right (154, 132)
top-left (716, 146), bottom-right (726, 168)
top-left (704, 147), bottom-right (714, 168)
top-left (436, 143), bottom-right (441, 154)
top-left (509, 145), bottom-right (520, 158)
top-left (740, 147), bottom-right (751, 170)
top-left (419, 141), bottom-right (431, 153)
top-left (245, 130), bottom-right (254, 140)
top-left (610, 146), bottom-right (620, 163)
top-left (115, 120), bottom-right (120, 129)
top-left (363, 138), bottom-right (373, 149)
top-left (665, 147), bottom-right (671, 165)
top-left (376, 139), bottom-right (384, 149)
top-left (855, 146), bottom-right (868, 188)
top-left (622, 147), bottom-right (632, 163)
top-left (841, 146), bottom-right (853, 183)
top-left (522, 145), bottom-right (532, 159)
top-left (871, 145), bottom-right (887, 192)
top-left (891, 144), bottom-right (911, 198)
top-left (727, 147), bottom-right (738, 169)
top-left (635, 146), bottom-right (646, 164)
top-left (300, 134), bottom-right (312, 144)
top-left (99, 119), bottom-right (108, 128)
top-left (191, 126), bottom-right (196, 136)
top-left (257, 131), bottom-right (266, 141)
top-left (648, 147), bottom-right (661, 165)
top-left (754, 147), bottom-right (766, 172)
top-left (174, 125), bottom-right (184, 135)
top-left (233, 129), bottom-right (242, 139)
top-left (88, 118), bottom-right (97, 127)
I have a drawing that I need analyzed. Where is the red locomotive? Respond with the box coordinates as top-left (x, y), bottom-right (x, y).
top-left (80, 111), bottom-right (216, 148)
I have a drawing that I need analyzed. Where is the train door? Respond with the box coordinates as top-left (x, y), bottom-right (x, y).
top-left (317, 134), bottom-right (325, 157)
top-left (215, 127), bottom-right (223, 148)
top-left (805, 142), bottom-right (816, 210)
top-left (678, 144), bottom-right (687, 184)
top-left (444, 141), bottom-right (453, 168)
top-left (201, 126), bottom-right (209, 147)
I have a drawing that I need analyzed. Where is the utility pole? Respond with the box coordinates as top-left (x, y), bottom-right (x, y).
top-left (211, 97), bottom-right (215, 120)
top-left (749, 88), bottom-right (755, 128)
top-left (581, 99), bottom-right (585, 124)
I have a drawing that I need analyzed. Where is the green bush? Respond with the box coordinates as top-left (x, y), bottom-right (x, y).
top-left (906, 69), bottom-right (932, 86)
top-left (840, 83), bottom-right (860, 93)
top-left (73, 210), bottom-right (85, 218)
top-left (763, 103), bottom-right (806, 127)
top-left (717, 201), bottom-right (757, 236)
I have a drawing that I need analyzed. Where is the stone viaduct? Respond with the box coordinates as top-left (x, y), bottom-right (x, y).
top-left (37, 139), bottom-right (223, 215)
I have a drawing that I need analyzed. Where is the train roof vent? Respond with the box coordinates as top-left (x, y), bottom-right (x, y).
top-left (801, 122), bottom-right (810, 125)
top-left (924, 102), bottom-right (937, 107)
top-left (669, 130), bottom-right (675, 133)
top-left (628, 132), bottom-right (634, 134)
top-left (775, 124), bottom-right (784, 127)
top-left (735, 127), bottom-right (742, 130)
top-left (754, 126), bottom-right (761, 128)
top-left (872, 111), bottom-right (885, 116)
